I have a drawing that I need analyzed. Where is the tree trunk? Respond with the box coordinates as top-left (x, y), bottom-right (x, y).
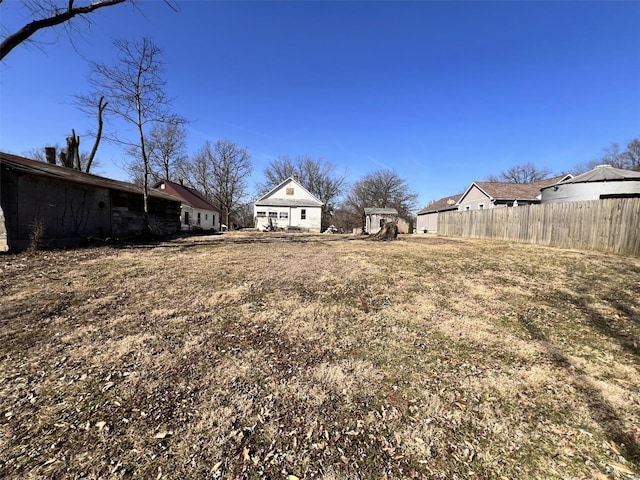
top-left (86, 96), bottom-right (106, 173)
top-left (371, 221), bottom-right (398, 241)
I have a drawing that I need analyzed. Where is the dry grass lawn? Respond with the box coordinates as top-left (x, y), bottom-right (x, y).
top-left (1, 232), bottom-right (639, 479)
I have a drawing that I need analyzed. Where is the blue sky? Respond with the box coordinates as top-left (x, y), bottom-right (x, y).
top-left (1, 1), bottom-right (639, 208)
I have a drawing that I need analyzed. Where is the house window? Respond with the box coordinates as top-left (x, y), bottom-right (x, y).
top-left (268, 212), bottom-right (278, 219)
top-left (184, 211), bottom-right (190, 225)
top-left (301, 209), bottom-right (306, 220)
top-left (286, 187), bottom-right (294, 195)
top-left (205, 214), bottom-right (208, 220)
top-left (478, 203), bottom-right (484, 210)
top-left (197, 212), bottom-right (201, 224)
top-left (257, 211), bottom-right (266, 217)
top-left (279, 212), bottom-right (288, 219)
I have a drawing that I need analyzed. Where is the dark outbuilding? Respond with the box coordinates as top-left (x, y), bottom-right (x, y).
top-left (1, 152), bottom-right (181, 252)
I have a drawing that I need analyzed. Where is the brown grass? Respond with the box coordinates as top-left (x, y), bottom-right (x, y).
top-left (1, 233), bottom-right (639, 479)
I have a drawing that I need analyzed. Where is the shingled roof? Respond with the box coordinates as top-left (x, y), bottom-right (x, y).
top-left (417, 194), bottom-right (461, 215)
top-left (472, 174), bottom-right (570, 201)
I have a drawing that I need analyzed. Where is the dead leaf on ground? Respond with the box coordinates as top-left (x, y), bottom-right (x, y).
top-left (608, 462), bottom-right (636, 475)
top-left (592, 472), bottom-right (613, 480)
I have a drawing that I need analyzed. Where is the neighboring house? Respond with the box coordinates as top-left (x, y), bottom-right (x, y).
top-left (154, 179), bottom-right (221, 231)
top-left (541, 165), bottom-right (640, 203)
top-left (457, 175), bottom-right (572, 211)
top-left (364, 208), bottom-right (399, 234)
top-left (416, 194), bottom-right (461, 233)
top-left (253, 176), bottom-right (323, 232)
top-left (1, 152), bottom-right (181, 252)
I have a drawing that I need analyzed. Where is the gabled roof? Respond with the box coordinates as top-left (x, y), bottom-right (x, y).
top-left (551, 165), bottom-right (640, 185)
top-left (254, 177), bottom-right (323, 207)
top-left (1, 152), bottom-right (181, 203)
top-left (154, 180), bottom-right (220, 212)
top-left (364, 208), bottom-right (398, 215)
top-left (461, 175), bottom-right (571, 202)
top-left (417, 194), bottom-right (461, 215)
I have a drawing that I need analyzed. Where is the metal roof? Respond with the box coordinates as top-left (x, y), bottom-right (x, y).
top-left (364, 208), bottom-right (399, 215)
top-left (553, 165), bottom-right (640, 185)
top-left (1, 152), bottom-right (182, 203)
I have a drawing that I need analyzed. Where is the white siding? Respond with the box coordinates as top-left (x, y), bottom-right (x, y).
top-left (254, 178), bottom-right (323, 232)
top-left (181, 205), bottom-right (219, 231)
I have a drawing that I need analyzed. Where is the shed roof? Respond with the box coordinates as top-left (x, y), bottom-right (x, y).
top-left (154, 180), bottom-right (220, 212)
top-left (1, 152), bottom-right (181, 203)
top-left (552, 165), bottom-right (640, 185)
top-left (417, 194), bottom-right (461, 215)
top-left (364, 208), bottom-right (399, 215)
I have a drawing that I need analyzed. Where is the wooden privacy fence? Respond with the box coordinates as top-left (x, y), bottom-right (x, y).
top-left (437, 198), bottom-right (640, 256)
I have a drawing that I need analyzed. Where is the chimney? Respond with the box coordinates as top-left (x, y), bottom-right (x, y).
top-left (44, 147), bottom-right (56, 164)
top-left (179, 178), bottom-right (184, 186)
top-left (293, 174), bottom-right (299, 182)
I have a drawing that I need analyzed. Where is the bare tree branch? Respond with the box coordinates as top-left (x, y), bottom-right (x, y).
top-left (1, 0), bottom-right (128, 61)
top-left (85, 95), bottom-right (106, 173)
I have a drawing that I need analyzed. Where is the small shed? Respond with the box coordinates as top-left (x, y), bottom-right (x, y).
top-left (541, 165), bottom-right (640, 203)
top-left (1, 152), bottom-right (181, 252)
top-left (364, 208), bottom-right (398, 234)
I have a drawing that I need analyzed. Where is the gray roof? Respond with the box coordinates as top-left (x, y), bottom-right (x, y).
top-left (364, 208), bottom-right (398, 215)
top-left (555, 165), bottom-right (640, 185)
top-left (254, 198), bottom-right (322, 207)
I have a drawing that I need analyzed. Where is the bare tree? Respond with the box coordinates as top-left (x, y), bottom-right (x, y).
top-left (0, 0), bottom-right (129, 61)
top-left (86, 37), bottom-right (175, 234)
top-left (258, 156), bottom-right (296, 192)
top-left (486, 162), bottom-right (552, 183)
top-left (146, 116), bottom-right (188, 181)
top-left (210, 140), bottom-right (252, 230)
top-left (84, 96), bottom-right (107, 173)
top-left (623, 138), bottom-right (640, 171)
top-left (573, 136), bottom-right (640, 174)
top-left (124, 115), bottom-right (187, 183)
top-left (180, 140), bottom-right (252, 228)
top-left (344, 169), bottom-right (418, 228)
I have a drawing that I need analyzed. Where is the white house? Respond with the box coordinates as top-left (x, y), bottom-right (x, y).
top-left (253, 176), bottom-right (323, 232)
top-left (154, 180), bottom-right (221, 231)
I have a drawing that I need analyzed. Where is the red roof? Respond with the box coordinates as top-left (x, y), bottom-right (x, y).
top-left (154, 180), bottom-right (220, 212)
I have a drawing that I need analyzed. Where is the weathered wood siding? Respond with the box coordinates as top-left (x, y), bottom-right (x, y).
top-left (1, 166), bottom-right (180, 252)
top-left (437, 198), bottom-right (640, 257)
